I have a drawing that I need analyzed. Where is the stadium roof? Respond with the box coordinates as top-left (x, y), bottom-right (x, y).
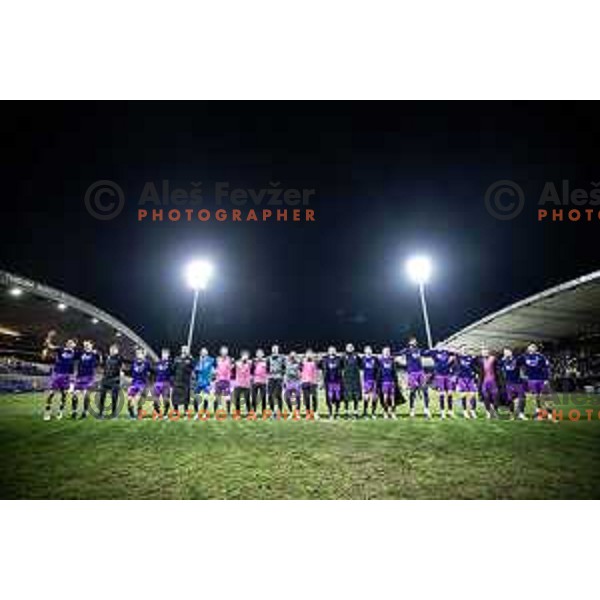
top-left (0, 270), bottom-right (157, 361)
top-left (442, 270), bottom-right (600, 352)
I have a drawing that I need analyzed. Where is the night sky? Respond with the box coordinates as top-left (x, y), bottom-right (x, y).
top-left (1, 102), bottom-right (599, 352)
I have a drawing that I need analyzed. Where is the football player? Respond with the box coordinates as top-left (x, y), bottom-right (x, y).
top-left (44, 339), bottom-right (77, 421)
top-left (301, 349), bottom-right (319, 418)
top-left (361, 346), bottom-right (379, 419)
top-left (153, 348), bottom-right (173, 417)
top-left (397, 337), bottom-right (431, 419)
top-left (321, 347), bottom-right (343, 420)
top-left (342, 343), bottom-right (361, 418)
top-left (193, 347), bottom-right (215, 417)
top-left (127, 348), bottom-right (151, 419)
top-left (73, 340), bottom-right (98, 419)
top-left (251, 348), bottom-right (268, 414)
top-left (523, 343), bottom-right (552, 420)
top-left (214, 346), bottom-right (234, 416)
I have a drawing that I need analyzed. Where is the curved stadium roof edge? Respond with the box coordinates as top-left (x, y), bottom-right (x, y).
top-left (0, 269), bottom-right (158, 361)
top-left (441, 269), bottom-right (600, 352)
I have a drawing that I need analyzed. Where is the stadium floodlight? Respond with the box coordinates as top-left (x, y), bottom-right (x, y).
top-left (9, 287), bottom-right (23, 297)
top-left (406, 256), bottom-right (432, 285)
top-left (184, 259), bottom-right (214, 349)
top-left (405, 255), bottom-right (434, 348)
top-left (57, 302), bottom-right (67, 311)
top-left (91, 317), bottom-right (99, 324)
top-left (185, 260), bottom-right (214, 291)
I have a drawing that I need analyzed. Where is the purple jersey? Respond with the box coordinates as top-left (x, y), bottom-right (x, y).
top-left (155, 359), bottom-right (172, 383)
top-left (77, 350), bottom-right (98, 378)
top-left (321, 355), bottom-right (342, 384)
top-left (500, 356), bottom-right (522, 384)
top-left (401, 347), bottom-right (425, 373)
top-left (455, 354), bottom-right (476, 380)
top-left (131, 358), bottom-right (151, 385)
top-left (379, 356), bottom-right (396, 383)
top-left (54, 347), bottom-right (76, 375)
top-left (523, 352), bottom-right (549, 381)
top-left (361, 355), bottom-right (378, 381)
top-left (431, 349), bottom-right (453, 376)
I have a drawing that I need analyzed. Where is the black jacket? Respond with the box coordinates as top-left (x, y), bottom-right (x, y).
top-left (172, 355), bottom-right (195, 389)
top-left (101, 354), bottom-right (122, 387)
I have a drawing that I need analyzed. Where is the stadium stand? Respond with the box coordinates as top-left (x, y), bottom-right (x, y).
top-left (0, 269), bottom-right (157, 392)
top-left (442, 270), bottom-right (600, 391)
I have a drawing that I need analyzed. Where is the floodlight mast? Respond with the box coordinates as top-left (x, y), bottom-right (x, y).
top-left (406, 256), bottom-right (434, 349)
top-left (418, 281), bottom-right (433, 349)
top-left (187, 288), bottom-right (200, 349)
top-left (185, 260), bottom-right (213, 349)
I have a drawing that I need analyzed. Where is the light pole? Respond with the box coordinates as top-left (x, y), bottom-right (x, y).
top-left (406, 256), bottom-right (433, 348)
top-left (184, 260), bottom-right (214, 350)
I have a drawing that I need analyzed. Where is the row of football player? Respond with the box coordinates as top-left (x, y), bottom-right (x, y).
top-left (43, 338), bottom-right (551, 421)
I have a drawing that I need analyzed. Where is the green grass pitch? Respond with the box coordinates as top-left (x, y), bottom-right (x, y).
top-left (1, 392), bottom-right (600, 499)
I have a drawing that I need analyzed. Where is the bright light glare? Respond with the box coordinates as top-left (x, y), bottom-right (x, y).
top-left (185, 260), bottom-right (214, 290)
top-left (91, 317), bottom-right (99, 324)
top-left (57, 302), bottom-right (67, 311)
top-left (406, 256), bottom-right (432, 285)
top-left (9, 287), bottom-right (23, 297)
